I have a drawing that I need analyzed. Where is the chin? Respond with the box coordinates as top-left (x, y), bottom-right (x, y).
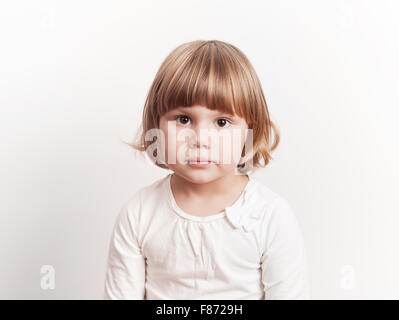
top-left (179, 168), bottom-right (218, 184)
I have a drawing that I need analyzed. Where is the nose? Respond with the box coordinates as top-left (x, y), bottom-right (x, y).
top-left (189, 122), bottom-right (211, 150)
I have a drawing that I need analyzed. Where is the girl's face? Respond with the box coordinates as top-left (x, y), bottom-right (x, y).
top-left (158, 105), bottom-right (249, 183)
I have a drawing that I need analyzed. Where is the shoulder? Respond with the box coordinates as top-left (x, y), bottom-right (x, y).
top-left (245, 178), bottom-right (306, 260)
top-left (247, 176), bottom-right (291, 219)
top-left (250, 178), bottom-right (304, 247)
top-left (124, 174), bottom-right (168, 208)
top-left (116, 174), bottom-right (170, 227)
top-left (247, 176), bottom-right (282, 206)
top-left (244, 176), bottom-right (300, 232)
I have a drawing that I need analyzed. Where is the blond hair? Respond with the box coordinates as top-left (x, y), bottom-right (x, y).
top-left (125, 40), bottom-right (280, 174)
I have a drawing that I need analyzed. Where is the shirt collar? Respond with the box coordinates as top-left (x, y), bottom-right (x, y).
top-left (166, 172), bottom-right (261, 230)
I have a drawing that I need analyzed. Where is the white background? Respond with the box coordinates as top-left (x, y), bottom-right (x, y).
top-left (1, 0), bottom-right (398, 299)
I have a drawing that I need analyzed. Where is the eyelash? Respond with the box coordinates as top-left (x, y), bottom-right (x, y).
top-left (174, 115), bottom-right (232, 128)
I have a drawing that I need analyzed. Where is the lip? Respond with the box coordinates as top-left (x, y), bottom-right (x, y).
top-left (187, 159), bottom-right (213, 168)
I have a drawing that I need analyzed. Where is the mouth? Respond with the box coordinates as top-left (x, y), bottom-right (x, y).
top-left (186, 158), bottom-right (214, 168)
top-left (187, 158), bottom-right (214, 164)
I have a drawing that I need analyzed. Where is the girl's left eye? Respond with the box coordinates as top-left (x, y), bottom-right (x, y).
top-left (216, 118), bottom-right (231, 128)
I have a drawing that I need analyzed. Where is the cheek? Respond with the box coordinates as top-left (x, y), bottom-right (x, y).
top-left (232, 127), bottom-right (249, 163)
top-left (210, 129), bottom-right (246, 165)
top-left (159, 120), bottom-right (172, 162)
top-left (163, 127), bottom-right (190, 164)
top-left (230, 138), bottom-right (244, 163)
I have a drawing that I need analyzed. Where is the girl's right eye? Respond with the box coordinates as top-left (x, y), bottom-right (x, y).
top-left (175, 115), bottom-right (191, 125)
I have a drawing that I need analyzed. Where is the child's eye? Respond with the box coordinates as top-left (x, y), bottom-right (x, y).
top-left (175, 115), bottom-right (191, 125)
top-left (216, 118), bottom-right (231, 128)
top-left (174, 115), bottom-right (231, 128)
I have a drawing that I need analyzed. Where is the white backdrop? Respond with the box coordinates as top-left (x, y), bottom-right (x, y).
top-left (1, 0), bottom-right (398, 299)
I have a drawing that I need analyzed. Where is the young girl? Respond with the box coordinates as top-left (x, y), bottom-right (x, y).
top-left (104, 40), bottom-right (310, 300)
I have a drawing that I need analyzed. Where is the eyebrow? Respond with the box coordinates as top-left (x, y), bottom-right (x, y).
top-left (172, 107), bottom-right (235, 117)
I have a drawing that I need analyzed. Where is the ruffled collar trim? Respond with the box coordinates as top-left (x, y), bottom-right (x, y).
top-left (165, 173), bottom-right (262, 232)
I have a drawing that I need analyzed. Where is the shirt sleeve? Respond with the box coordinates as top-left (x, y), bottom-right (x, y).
top-left (103, 199), bottom-right (146, 299)
top-left (260, 197), bottom-right (311, 300)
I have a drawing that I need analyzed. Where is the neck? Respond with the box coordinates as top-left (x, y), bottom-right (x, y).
top-left (171, 172), bottom-right (249, 200)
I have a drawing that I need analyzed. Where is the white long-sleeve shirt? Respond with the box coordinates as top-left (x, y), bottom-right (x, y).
top-left (104, 173), bottom-right (311, 299)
